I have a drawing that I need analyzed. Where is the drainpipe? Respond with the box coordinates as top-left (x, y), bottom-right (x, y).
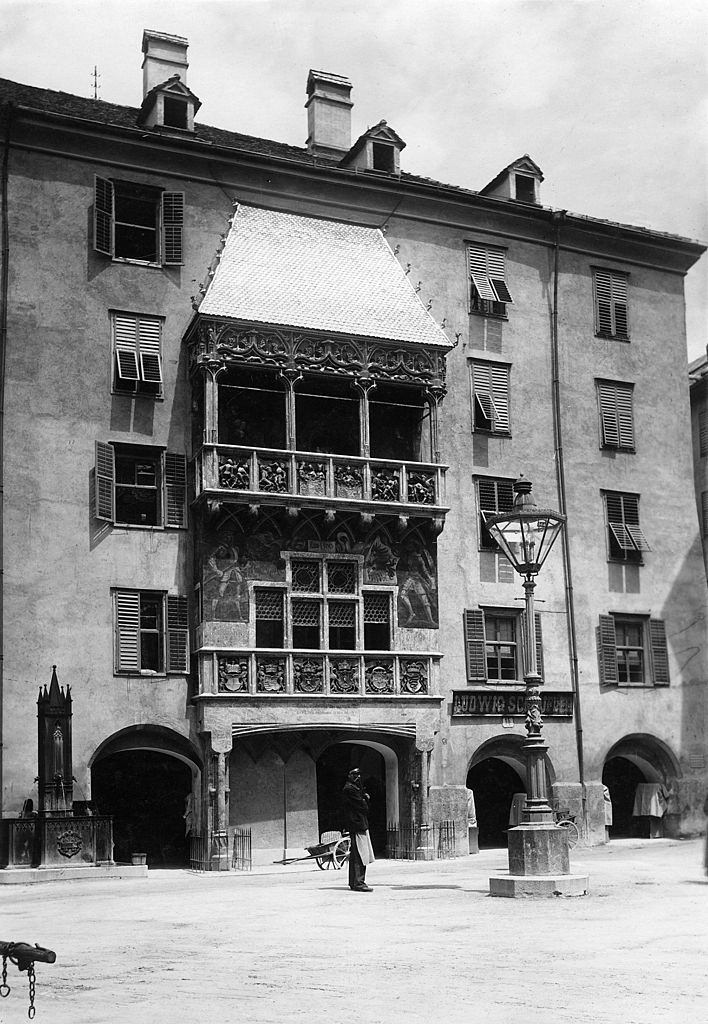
top-left (0, 104), bottom-right (13, 809)
top-left (549, 210), bottom-right (587, 831)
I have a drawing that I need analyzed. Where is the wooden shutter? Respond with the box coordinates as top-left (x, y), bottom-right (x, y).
top-left (137, 317), bottom-right (163, 385)
top-left (487, 248), bottom-right (513, 303)
top-left (166, 596), bottom-right (189, 673)
top-left (490, 364), bottom-right (510, 432)
top-left (464, 609), bottom-right (487, 681)
top-left (622, 495), bottom-right (651, 552)
top-left (472, 362), bottom-right (495, 422)
top-left (164, 453), bottom-right (187, 528)
top-left (611, 274), bottom-right (629, 337)
top-left (94, 441), bottom-right (115, 522)
top-left (699, 411), bottom-right (708, 458)
top-left (114, 314), bottom-right (140, 382)
top-left (595, 271), bottom-right (614, 334)
top-left (649, 619), bottom-right (670, 686)
top-left (115, 590), bottom-right (141, 672)
top-left (598, 382), bottom-right (620, 447)
top-left (597, 614), bottom-right (618, 685)
top-left (534, 613), bottom-right (545, 679)
top-left (520, 612), bottom-right (545, 678)
top-left (595, 270), bottom-right (628, 337)
top-left (702, 491), bottom-right (708, 538)
top-left (94, 176), bottom-right (114, 256)
top-left (616, 384), bottom-right (634, 448)
top-left (162, 192), bottom-right (184, 265)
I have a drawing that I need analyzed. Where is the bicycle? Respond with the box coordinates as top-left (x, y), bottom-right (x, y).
top-left (554, 813), bottom-right (580, 849)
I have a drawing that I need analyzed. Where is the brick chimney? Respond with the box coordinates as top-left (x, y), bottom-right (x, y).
top-left (142, 30), bottom-right (189, 97)
top-left (305, 71), bottom-right (353, 159)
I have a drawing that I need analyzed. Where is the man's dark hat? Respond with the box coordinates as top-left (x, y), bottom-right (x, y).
top-left (348, 767), bottom-right (361, 776)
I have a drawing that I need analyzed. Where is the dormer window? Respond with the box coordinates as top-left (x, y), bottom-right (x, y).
top-left (515, 174), bottom-right (536, 203)
top-left (372, 142), bottom-right (395, 173)
top-left (136, 74), bottom-right (200, 132)
top-left (340, 120), bottom-right (405, 175)
top-left (163, 96), bottom-right (188, 130)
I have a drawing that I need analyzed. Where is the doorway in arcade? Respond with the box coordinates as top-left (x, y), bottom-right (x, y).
top-left (466, 757), bottom-right (526, 849)
top-left (92, 750), bottom-right (192, 866)
top-left (228, 733), bottom-right (400, 864)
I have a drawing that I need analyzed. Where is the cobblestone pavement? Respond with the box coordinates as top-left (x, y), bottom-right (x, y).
top-left (0, 838), bottom-right (705, 1024)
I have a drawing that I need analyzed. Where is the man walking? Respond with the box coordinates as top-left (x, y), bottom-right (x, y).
top-left (342, 767), bottom-right (375, 892)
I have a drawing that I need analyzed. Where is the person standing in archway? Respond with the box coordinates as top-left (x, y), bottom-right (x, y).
top-left (342, 767), bottom-right (374, 892)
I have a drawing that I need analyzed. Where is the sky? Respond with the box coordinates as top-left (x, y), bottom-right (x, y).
top-left (1, 0), bottom-right (706, 360)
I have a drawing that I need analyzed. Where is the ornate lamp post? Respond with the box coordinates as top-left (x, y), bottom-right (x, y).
top-left (485, 477), bottom-right (588, 897)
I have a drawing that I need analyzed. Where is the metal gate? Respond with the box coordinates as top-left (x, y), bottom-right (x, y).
top-left (386, 820), bottom-right (457, 860)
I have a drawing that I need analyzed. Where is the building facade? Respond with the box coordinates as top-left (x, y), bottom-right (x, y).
top-left (1, 31), bottom-right (706, 868)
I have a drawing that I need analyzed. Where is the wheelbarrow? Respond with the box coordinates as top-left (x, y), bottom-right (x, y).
top-left (276, 830), bottom-right (351, 869)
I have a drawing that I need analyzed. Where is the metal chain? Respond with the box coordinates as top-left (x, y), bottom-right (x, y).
top-left (0, 954), bottom-right (9, 997)
top-left (27, 963), bottom-right (36, 1019)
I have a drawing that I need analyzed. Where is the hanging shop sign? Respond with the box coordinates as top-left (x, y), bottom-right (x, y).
top-left (451, 690), bottom-right (573, 718)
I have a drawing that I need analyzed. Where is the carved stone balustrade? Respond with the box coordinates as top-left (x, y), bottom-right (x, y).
top-left (194, 444), bottom-right (448, 521)
top-left (199, 649), bottom-right (442, 698)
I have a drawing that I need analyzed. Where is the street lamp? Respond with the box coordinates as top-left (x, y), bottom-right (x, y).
top-left (485, 476), bottom-right (587, 897)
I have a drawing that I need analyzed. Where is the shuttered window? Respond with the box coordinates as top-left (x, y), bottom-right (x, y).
top-left (594, 269), bottom-right (629, 339)
top-left (464, 608), bottom-right (544, 683)
top-left (596, 380), bottom-right (634, 450)
top-left (477, 477), bottom-right (515, 550)
top-left (597, 614), bottom-right (669, 687)
top-left (468, 244), bottom-right (513, 315)
top-left (471, 361), bottom-right (511, 434)
top-left (94, 442), bottom-right (187, 529)
top-left (114, 590), bottom-right (188, 675)
top-left (94, 177), bottom-right (184, 266)
top-left (700, 411), bottom-right (708, 458)
top-left (112, 312), bottom-right (163, 394)
top-left (702, 491), bottom-right (708, 538)
top-left (604, 492), bottom-right (650, 562)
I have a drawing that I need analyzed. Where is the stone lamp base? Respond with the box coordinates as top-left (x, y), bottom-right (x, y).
top-left (489, 823), bottom-right (589, 898)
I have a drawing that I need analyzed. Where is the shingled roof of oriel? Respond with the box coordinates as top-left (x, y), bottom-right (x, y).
top-left (199, 204), bottom-right (452, 347)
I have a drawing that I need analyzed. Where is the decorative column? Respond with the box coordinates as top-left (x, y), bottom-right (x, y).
top-left (424, 384), bottom-right (446, 464)
top-left (279, 368), bottom-right (302, 451)
top-left (354, 376), bottom-right (376, 458)
top-left (204, 729), bottom-right (232, 871)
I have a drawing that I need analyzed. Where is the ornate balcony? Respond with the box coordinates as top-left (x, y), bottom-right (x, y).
top-left (195, 649), bottom-right (442, 698)
top-left (193, 444), bottom-right (448, 522)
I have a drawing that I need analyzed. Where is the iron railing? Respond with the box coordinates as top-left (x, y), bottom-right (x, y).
top-left (189, 832), bottom-right (230, 872)
top-left (386, 820), bottom-right (457, 860)
top-left (231, 828), bottom-right (252, 871)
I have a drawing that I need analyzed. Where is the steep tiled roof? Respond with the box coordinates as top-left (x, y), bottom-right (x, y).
top-left (0, 77), bottom-right (704, 255)
top-left (199, 204), bottom-right (452, 347)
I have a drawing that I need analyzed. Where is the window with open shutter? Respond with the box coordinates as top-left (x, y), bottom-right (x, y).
top-left (477, 477), bottom-right (515, 550)
top-left (94, 176), bottom-right (114, 256)
top-left (164, 453), bottom-right (187, 528)
top-left (597, 381), bottom-right (634, 450)
top-left (471, 361), bottom-right (510, 434)
top-left (162, 192), bottom-right (184, 265)
top-left (112, 313), bottom-right (163, 395)
top-left (605, 492), bottom-right (650, 562)
top-left (464, 609), bottom-right (487, 681)
top-left (115, 590), bottom-right (141, 672)
top-left (94, 441), bottom-right (116, 522)
top-left (468, 244), bottom-right (513, 315)
top-left (166, 596), bottom-right (189, 673)
top-left (594, 269), bottom-right (629, 339)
